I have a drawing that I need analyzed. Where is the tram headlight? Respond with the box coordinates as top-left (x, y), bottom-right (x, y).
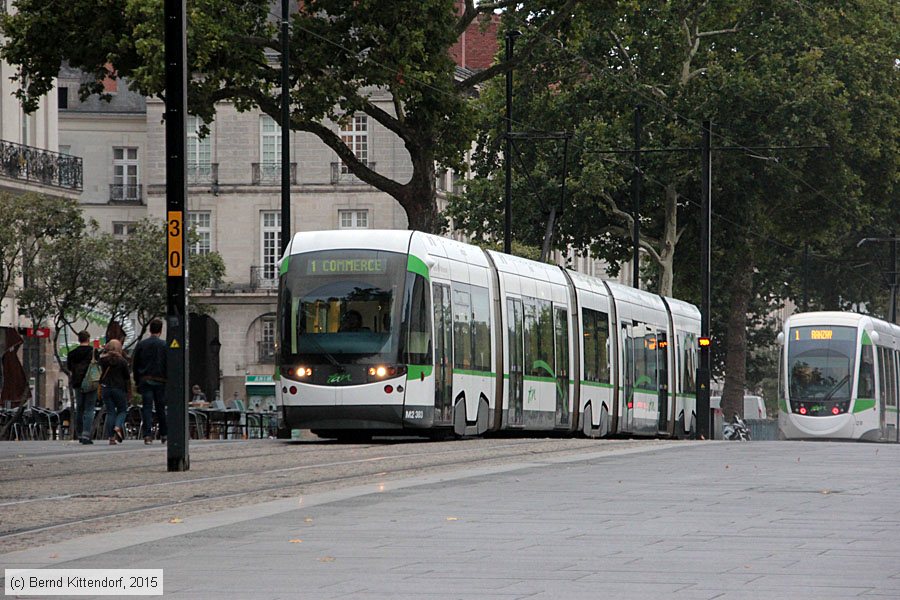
top-left (367, 365), bottom-right (405, 380)
top-left (288, 366), bottom-right (313, 378)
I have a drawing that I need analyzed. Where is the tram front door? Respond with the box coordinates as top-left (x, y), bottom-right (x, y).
top-left (433, 283), bottom-right (453, 425)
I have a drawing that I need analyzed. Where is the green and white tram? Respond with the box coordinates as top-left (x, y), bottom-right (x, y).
top-left (778, 311), bottom-right (900, 442)
top-left (275, 230), bottom-right (700, 440)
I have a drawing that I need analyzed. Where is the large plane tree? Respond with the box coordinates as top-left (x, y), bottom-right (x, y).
top-left (2, 0), bottom-right (579, 233)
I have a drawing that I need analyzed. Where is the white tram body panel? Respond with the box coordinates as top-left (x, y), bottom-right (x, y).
top-left (276, 229), bottom-right (700, 440)
top-left (663, 297), bottom-right (702, 437)
top-left (779, 311), bottom-right (900, 442)
top-left (567, 271), bottom-right (614, 437)
top-left (605, 281), bottom-right (672, 436)
top-left (487, 250), bottom-right (574, 431)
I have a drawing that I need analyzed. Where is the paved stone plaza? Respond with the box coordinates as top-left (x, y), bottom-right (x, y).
top-left (3, 440), bottom-right (900, 599)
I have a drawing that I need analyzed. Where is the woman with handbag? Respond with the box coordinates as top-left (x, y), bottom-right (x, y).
top-left (99, 338), bottom-right (131, 445)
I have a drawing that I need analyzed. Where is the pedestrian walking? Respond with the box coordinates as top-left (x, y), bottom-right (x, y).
top-left (133, 319), bottom-right (167, 445)
top-left (67, 331), bottom-right (99, 445)
top-left (99, 338), bottom-right (131, 445)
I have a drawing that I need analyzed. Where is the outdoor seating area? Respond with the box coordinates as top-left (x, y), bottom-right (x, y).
top-left (0, 404), bottom-right (278, 441)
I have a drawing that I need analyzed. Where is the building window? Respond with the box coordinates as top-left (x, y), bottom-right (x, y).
top-left (259, 317), bottom-right (276, 363)
top-left (339, 115), bottom-right (368, 173)
top-left (188, 211), bottom-right (211, 255)
top-left (113, 147), bottom-right (139, 201)
top-left (112, 221), bottom-right (137, 240)
top-left (339, 209), bottom-right (368, 229)
top-left (260, 115), bottom-right (281, 166)
top-left (58, 145), bottom-right (71, 156)
top-left (260, 211), bottom-right (281, 283)
top-left (187, 116), bottom-right (213, 183)
top-left (58, 87), bottom-right (68, 110)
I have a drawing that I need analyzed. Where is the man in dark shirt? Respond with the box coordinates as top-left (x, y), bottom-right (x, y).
top-left (133, 319), bottom-right (167, 444)
top-left (67, 331), bottom-right (98, 444)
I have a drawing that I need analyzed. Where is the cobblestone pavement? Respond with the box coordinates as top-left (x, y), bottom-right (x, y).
top-left (0, 435), bottom-right (670, 553)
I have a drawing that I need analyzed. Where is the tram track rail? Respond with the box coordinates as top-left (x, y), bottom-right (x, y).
top-left (1, 437), bottom-right (669, 553)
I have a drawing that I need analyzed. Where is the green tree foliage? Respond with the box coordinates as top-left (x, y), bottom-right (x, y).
top-left (451, 0), bottom-right (898, 418)
top-left (1, 0), bottom-right (578, 233)
top-left (98, 219), bottom-right (225, 342)
top-left (0, 193), bottom-right (83, 323)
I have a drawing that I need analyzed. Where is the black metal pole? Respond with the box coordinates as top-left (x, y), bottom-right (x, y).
top-left (696, 120), bottom-right (712, 440)
top-left (802, 243), bottom-right (809, 311)
top-left (280, 0), bottom-right (291, 255)
top-left (891, 232), bottom-right (897, 324)
top-left (503, 32), bottom-right (515, 255)
top-left (632, 105), bottom-right (642, 289)
top-left (164, 0), bottom-right (189, 471)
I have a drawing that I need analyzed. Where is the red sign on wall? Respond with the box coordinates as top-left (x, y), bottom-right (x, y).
top-left (26, 327), bottom-right (51, 338)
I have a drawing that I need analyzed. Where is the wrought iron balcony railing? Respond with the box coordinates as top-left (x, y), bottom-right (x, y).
top-left (331, 161), bottom-right (375, 185)
top-left (187, 163), bottom-right (218, 186)
top-left (251, 162), bottom-right (297, 185)
top-left (250, 265), bottom-right (278, 290)
top-left (109, 184), bottom-right (143, 204)
top-left (0, 139), bottom-right (83, 191)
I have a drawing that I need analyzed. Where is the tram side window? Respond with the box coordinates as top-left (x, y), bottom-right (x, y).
top-left (680, 333), bottom-right (696, 394)
top-left (524, 297), bottom-right (554, 378)
top-left (858, 344), bottom-right (875, 399)
top-left (582, 308), bottom-right (610, 383)
top-left (400, 273), bottom-right (432, 365)
top-left (536, 300), bottom-right (555, 377)
top-left (452, 285), bottom-right (472, 369)
top-left (633, 323), bottom-right (658, 392)
top-left (524, 299), bottom-right (538, 378)
top-left (470, 285), bottom-right (492, 373)
top-left (877, 346), bottom-right (896, 407)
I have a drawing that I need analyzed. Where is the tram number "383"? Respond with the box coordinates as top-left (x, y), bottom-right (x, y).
top-left (405, 410), bottom-right (424, 420)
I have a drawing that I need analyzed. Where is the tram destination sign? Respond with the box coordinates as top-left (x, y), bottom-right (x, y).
top-left (306, 257), bottom-right (388, 276)
top-left (791, 326), bottom-right (856, 342)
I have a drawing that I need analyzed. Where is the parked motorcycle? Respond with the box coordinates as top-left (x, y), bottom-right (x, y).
top-left (723, 416), bottom-right (751, 441)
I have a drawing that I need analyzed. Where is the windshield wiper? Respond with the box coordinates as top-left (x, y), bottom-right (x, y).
top-left (822, 374), bottom-right (850, 401)
top-left (299, 334), bottom-right (343, 370)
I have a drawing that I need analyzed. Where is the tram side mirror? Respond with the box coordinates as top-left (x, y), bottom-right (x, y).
top-left (776, 332), bottom-right (784, 345)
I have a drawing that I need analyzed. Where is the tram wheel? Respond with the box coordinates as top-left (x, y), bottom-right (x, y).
top-left (598, 405), bottom-right (609, 438)
top-left (582, 404), bottom-right (594, 438)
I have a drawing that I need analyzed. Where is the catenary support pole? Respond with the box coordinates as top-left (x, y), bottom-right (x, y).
top-left (696, 120), bottom-right (712, 441)
top-left (280, 0), bottom-right (290, 256)
top-left (632, 105), bottom-right (642, 289)
top-left (504, 31), bottom-right (517, 255)
top-left (164, 0), bottom-right (189, 471)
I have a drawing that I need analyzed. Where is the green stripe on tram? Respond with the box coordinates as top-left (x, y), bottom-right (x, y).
top-left (407, 364), bottom-right (433, 379)
top-left (581, 380), bottom-right (614, 389)
top-left (854, 398), bottom-right (876, 412)
top-left (279, 254), bottom-right (290, 276)
top-left (862, 330), bottom-right (872, 346)
top-left (407, 255), bottom-right (429, 280)
top-left (455, 368), bottom-right (495, 377)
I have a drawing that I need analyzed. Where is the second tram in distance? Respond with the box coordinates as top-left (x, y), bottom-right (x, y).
top-left (779, 311), bottom-right (900, 442)
top-left (275, 230), bottom-right (700, 440)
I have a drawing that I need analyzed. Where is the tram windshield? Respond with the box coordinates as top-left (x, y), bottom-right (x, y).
top-left (787, 326), bottom-right (857, 401)
top-left (279, 250), bottom-right (405, 365)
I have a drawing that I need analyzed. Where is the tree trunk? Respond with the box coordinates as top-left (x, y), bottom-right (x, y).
top-left (540, 205), bottom-right (557, 263)
top-left (721, 246), bottom-right (755, 421)
top-left (658, 184), bottom-right (679, 297)
top-left (401, 149), bottom-right (440, 233)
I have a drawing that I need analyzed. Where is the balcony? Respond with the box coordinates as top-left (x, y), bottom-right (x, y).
top-left (331, 161), bottom-right (375, 185)
top-left (188, 163), bottom-right (218, 186)
top-left (251, 162), bottom-right (296, 185)
top-left (249, 266), bottom-right (278, 290)
top-left (0, 139), bottom-right (83, 191)
top-left (109, 184), bottom-right (143, 204)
